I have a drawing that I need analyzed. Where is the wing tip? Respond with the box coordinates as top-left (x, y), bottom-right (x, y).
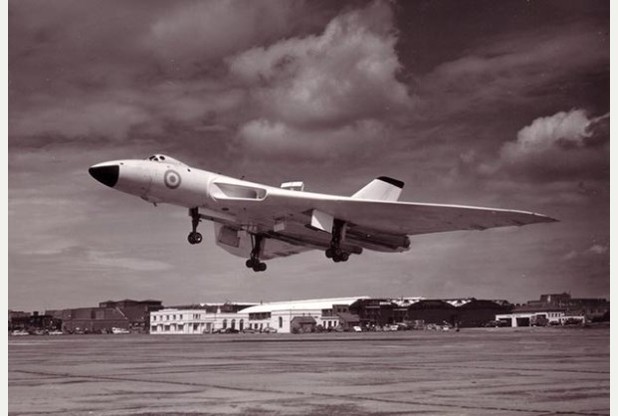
top-left (532, 213), bottom-right (559, 224)
top-left (377, 176), bottom-right (404, 189)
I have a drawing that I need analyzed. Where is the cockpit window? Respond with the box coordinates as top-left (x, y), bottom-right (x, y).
top-left (145, 154), bottom-right (187, 167)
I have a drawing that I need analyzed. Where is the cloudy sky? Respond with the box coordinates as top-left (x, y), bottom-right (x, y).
top-left (8, 0), bottom-right (609, 311)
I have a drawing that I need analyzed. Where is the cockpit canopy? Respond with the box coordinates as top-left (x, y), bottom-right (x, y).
top-left (145, 154), bottom-right (187, 166)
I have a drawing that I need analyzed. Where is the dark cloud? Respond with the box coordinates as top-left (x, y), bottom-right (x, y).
top-left (416, 23), bottom-right (608, 125)
top-left (8, 0), bottom-right (338, 148)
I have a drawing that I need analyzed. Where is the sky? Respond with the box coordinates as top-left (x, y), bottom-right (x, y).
top-left (8, 0), bottom-right (610, 311)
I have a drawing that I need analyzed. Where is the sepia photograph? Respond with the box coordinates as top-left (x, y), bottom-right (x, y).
top-left (8, 1), bottom-right (609, 415)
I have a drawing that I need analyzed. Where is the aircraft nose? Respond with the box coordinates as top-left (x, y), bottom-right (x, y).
top-left (89, 165), bottom-right (119, 188)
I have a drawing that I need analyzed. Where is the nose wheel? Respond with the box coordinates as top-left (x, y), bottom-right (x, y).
top-left (187, 207), bottom-right (202, 245)
top-left (246, 234), bottom-right (267, 272)
top-left (188, 232), bottom-right (202, 245)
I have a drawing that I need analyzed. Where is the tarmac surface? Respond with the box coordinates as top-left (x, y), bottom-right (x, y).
top-left (8, 327), bottom-right (609, 416)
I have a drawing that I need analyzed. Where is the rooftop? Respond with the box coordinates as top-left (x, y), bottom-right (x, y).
top-left (242, 297), bottom-right (369, 314)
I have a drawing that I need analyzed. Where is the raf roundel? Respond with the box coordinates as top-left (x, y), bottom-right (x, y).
top-left (164, 170), bottom-right (182, 189)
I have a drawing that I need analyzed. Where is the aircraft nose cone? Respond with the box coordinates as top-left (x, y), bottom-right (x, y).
top-left (89, 165), bottom-right (119, 188)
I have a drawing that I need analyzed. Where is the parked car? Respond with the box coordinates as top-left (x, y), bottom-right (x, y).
top-left (483, 320), bottom-right (509, 328)
top-left (214, 328), bottom-right (239, 334)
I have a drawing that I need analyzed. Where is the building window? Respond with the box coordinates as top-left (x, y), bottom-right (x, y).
top-left (223, 319), bottom-right (227, 329)
top-left (239, 319), bottom-right (244, 331)
top-left (231, 319), bottom-right (236, 330)
top-left (279, 317), bottom-right (283, 328)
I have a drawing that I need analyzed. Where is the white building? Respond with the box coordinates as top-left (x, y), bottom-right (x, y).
top-left (150, 306), bottom-right (250, 334)
top-left (150, 297), bottom-right (367, 334)
top-left (241, 297), bottom-right (367, 333)
top-left (495, 309), bottom-right (585, 327)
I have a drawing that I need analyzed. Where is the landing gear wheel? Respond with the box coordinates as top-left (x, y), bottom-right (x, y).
top-left (252, 262), bottom-right (267, 272)
top-left (187, 208), bottom-right (202, 245)
top-left (329, 248), bottom-right (349, 263)
top-left (327, 219), bottom-right (351, 263)
top-left (247, 234), bottom-right (268, 272)
top-left (193, 232), bottom-right (202, 244)
top-left (188, 231), bottom-right (202, 245)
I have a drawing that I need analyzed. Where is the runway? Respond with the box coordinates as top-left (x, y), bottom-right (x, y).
top-left (9, 327), bottom-right (609, 416)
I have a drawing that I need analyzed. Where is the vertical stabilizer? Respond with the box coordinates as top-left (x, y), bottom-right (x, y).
top-left (351, 176), bottom-right (404, 201)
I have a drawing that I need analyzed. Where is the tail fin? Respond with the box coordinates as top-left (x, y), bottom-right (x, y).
top-left (352, 176), bottom-right (404, 201)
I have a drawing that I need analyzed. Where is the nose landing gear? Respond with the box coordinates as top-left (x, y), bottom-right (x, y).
top-left (187, 207), bottom-right (203, 245)
top-left (246, 234), bottom-right (267, 272)
top-left (325, 219), bottom-right (350, 263)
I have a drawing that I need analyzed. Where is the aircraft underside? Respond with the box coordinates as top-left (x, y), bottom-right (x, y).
top-left (188, 208), bottom-right (410, 272)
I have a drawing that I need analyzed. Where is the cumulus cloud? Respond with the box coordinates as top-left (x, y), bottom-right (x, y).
top-left (562, 243), bottom-right (608, 261)
top-left (502, 110), bottom-right (605, 157)
top-left (142, 0), bottom-right (310, 68)
top-left (587, 244), bottom-right (608, 255)
top-left (479, 109), bottom-right (609, 182)
top-left (8, 0), bottom-right (326, 144)
top-left (229, 0), bottom-right (412, 152)
top-left (10, 93), bottom-right (152, 140)
top-left (238, 118), bottom-right (393, 158)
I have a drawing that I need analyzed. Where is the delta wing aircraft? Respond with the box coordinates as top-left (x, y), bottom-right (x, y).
top-left (89, 154), bottom-right (556, 272)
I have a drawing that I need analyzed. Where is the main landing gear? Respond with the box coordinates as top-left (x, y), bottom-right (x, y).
top-left (246, 234), bottom-right (267, 272)
top-left (325, 219), bottom-right (350, 263)
top-left (187, 207), bottom-right (203, 245)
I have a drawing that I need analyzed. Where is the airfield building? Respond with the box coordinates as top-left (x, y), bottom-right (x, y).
top-left (46, 299), bottom-right (163, 333)
top-left (148, 296), bottom-right (516, 334)
top-left (150, 297), bottom-right (367, 334)
top-left (495, 305), bottom-right (585, 327)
